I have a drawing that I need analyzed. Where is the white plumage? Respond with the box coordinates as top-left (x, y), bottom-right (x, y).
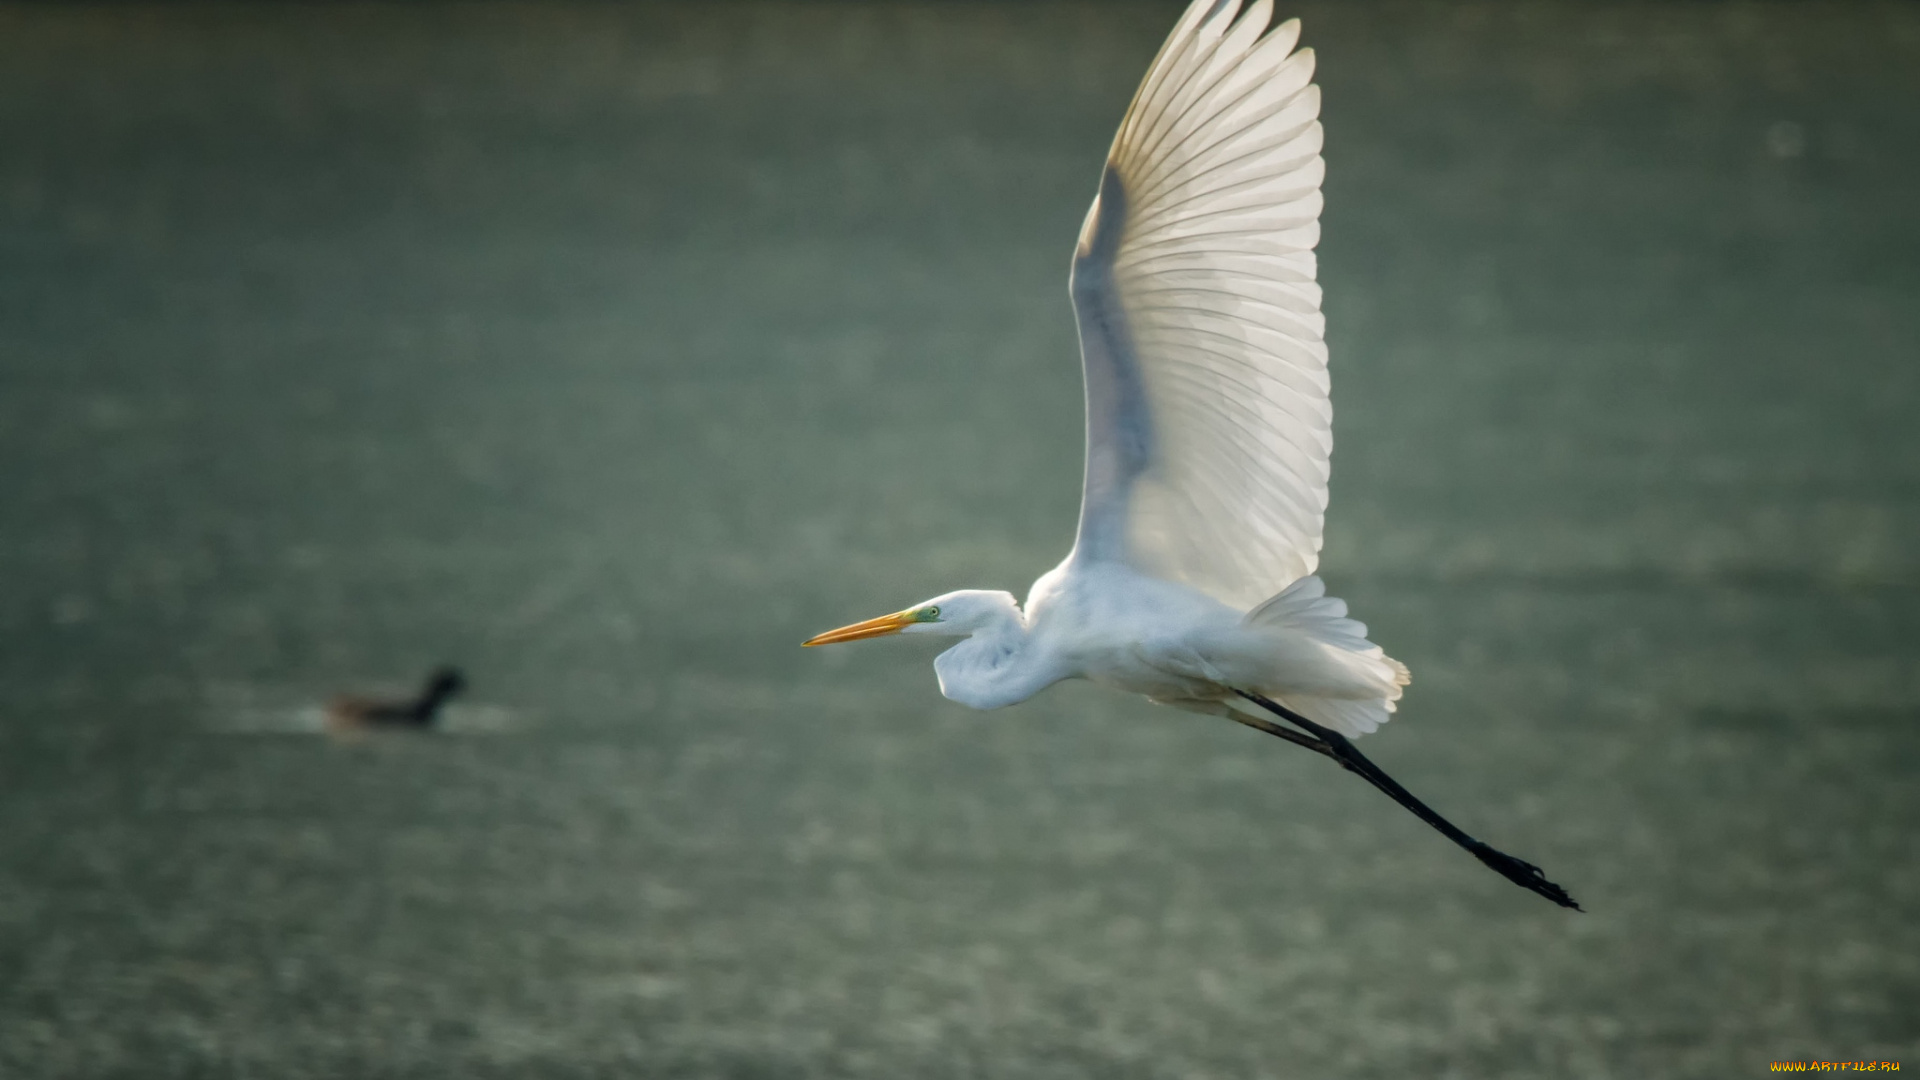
top-left (805, 0), bottom-right (1581, 910)
top-left (808, 0), bottom-right (1408, 738)
top-left (1075, 0), bottom-right (1329, 611)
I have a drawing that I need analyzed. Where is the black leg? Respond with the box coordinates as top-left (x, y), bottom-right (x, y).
top-left (1232, 689), bottom-right (1582, 911)
top-left (1223, 710), bottom-right (1340, 761)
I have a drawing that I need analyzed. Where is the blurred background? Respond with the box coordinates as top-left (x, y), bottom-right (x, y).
top-left (1, 2), bottom-right (1916, 1077)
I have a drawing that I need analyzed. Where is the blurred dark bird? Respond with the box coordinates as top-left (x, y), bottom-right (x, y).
top-left (326, 666), bottom-right (465, 732)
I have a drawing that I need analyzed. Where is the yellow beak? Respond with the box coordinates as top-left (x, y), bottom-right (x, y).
top-left (802, 610), bottom-right (918, 647)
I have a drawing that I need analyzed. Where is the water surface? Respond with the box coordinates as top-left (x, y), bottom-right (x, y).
top-left (1, 3), bottom-right (1916, 1077)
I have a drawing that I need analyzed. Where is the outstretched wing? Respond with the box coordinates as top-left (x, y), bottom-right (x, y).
top-left (1069, 0), bottom-right (1329, 612)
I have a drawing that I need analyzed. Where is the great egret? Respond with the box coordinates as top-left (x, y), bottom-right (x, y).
top-left (805, 0), bottom-right (1578, 909)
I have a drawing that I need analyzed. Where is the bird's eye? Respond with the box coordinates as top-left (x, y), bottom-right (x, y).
top-left (924, 606), bottom-right (940, 619)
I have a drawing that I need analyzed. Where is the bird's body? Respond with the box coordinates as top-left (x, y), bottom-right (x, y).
top-left (918, 562), bottom-right (1404, 739)
top-left (806, 0), bottom-right (1577, 908)
top-left (910, 565), bottom-right (1239, 712)
top-left (325, 666), bottom-right (466, 733)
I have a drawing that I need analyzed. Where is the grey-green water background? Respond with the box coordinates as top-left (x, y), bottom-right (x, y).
top-left (2, 3), bottom-right (1917, 1077)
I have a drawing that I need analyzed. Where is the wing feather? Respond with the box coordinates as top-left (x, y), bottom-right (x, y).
top-left (1068, 0), bottom-right (1331, 609)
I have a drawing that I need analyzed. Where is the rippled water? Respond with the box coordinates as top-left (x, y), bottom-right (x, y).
top-left (1, 3), bottom-right (1916, 1077)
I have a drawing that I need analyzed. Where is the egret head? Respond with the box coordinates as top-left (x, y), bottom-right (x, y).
top-left (803, 590), bottom-right (1021, 646)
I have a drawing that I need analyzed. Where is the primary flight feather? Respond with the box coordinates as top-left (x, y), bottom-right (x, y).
top-left (806, 0), bottom-right (1579, 909)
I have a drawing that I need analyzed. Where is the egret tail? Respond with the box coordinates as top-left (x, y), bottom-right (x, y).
top-left (1239, 576), bottom-right (1411, 738)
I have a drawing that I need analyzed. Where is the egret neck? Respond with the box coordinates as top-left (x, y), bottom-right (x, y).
top-left (804, 589), bottom-right (1067, 711)
top-left (928, 592), bottom-right (1062, 710)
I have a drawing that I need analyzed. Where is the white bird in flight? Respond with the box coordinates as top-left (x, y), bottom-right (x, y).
top-left (806, 0), bottom-right (1578, 909)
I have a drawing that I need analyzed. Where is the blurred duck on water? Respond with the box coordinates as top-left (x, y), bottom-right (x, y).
top-left (325, 666), bottom-right (466, 733)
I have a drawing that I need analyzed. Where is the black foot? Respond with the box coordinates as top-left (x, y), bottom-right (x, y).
top-left (1468, 841), bottom-right (1582, 911)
